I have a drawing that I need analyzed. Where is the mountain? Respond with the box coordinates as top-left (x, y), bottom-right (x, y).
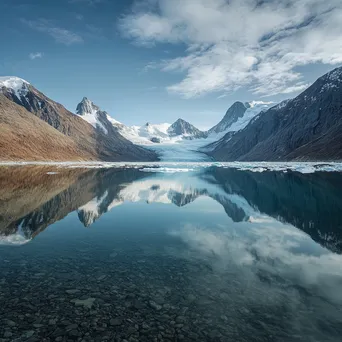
top-left (209, 101), bottom-right (249, 134)
top-left (209, 67), bottom-right (342, 161)
top-left (208, 101), bottom-right (274, 135)
top-left (76, 97), bottom-right (123, 133)
top-left (0, 77), bottom-right (158, 162)
top-left (167, 118), bottom-right (207, 139)
top-left (0, 94), bottom-right (91, 161)
top-left (203, 101), bottom-right (274, 152)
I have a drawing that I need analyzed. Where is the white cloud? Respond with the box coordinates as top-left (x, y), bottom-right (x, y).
top-left (22, 19), bottom-right (83, 45)
top-left (29, 52), bottom-right (43, 60)
top-left (170, 221), bottom-right (342, 303)
top-left (119, 0), bottom-right (342, 97)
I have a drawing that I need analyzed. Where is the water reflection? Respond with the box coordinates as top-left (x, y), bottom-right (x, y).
top-left (1, 166), bottom-right (342, 252)
top-left (1, 166), bottom-right (342, 341)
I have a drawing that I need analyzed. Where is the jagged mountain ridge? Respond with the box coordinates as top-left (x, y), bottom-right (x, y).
top-left (114, 101), bottom-right (273, 146)
top-left (0, 77), bottom-right (158, 161)
top-left (209, 67), bottom-right (342, 161)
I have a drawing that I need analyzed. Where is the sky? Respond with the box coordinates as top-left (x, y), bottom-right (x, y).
top-left (1, 0), bottom-right (342, 129)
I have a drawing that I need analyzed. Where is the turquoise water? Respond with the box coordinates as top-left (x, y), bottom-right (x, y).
top-left (0, 166), bottom-right (342, 341)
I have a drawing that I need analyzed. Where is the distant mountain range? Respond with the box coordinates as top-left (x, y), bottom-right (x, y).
top-left (111, 100), bottom-right (273, 144)
top-left (1, 65), bottom-right (342, 161)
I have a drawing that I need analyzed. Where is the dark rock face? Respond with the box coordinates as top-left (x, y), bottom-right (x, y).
top-left (1, 82), bottom-right (158, 162)
top-left (210, 67), bottom-right (342, 161)
top-left (150, 137), bottom-right (161, 143)
top-left (209, 101), bottom-right (249, 134)
top-left (167, 119), bottom-right (207, 139)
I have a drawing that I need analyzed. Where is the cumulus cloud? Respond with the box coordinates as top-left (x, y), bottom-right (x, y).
top-left (22, 19), bottom-right (83, 45)
top-left (29, 52), bottom-right (43, 60)
top-left (119, 0), bottom-right (342, 98)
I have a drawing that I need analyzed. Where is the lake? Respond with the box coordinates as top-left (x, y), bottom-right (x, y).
top-left (0, 164), bottom-right (342, 341)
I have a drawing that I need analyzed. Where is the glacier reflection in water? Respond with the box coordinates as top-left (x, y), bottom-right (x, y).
top-left (0, 165), bottom-right (342, 341)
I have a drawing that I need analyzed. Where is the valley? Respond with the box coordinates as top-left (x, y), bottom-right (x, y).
top-left (1, 66), bottom-right (342, 163)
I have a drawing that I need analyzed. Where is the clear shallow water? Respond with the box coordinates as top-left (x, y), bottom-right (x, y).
top-left (0, 166), bottom-right (342, 342)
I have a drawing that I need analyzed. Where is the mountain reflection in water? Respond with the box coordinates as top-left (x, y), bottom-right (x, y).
top-left (0, 165), bottom-right (342, 342)
top-left (1, 166), bottom-right (342, 252)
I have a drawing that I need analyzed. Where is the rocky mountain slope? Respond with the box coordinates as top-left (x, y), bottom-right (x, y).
top-left (208, 101), bottom-right (274, 136)
top-left (167, 118), bottom-right (207, 139)
top-left (203, 101), bottom-right (274, 152)
top-left (0, 77), bottom-right (158, 161)
top-left (209, 101), bottom-right (248, 134)
top-left (209, 67), bottom-right (342, 161)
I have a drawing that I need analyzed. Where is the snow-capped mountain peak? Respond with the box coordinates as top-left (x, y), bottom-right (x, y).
top-left (167, 118), bottom-right (207, 139)
top-left (0, 76), bottom-right (30, 100)
top-left (209, 100), bottom-right (275, 136)
top-left (76, 97), bottom-right (99, 116)
top-left (75, 97), bottom-right (110, 134)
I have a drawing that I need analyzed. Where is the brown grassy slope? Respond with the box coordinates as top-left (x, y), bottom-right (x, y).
top-left (0, 166), bottom-right (91, 236)
top-left (0, 95), bottom-right (95, 161)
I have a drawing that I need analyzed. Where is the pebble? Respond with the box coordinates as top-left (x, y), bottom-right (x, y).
top-left (6, 320), bottom-right (16, 327)
top-left (110, 318), bottom-right (123, 326)
top-left (149, 300), bottom-right (162, 311)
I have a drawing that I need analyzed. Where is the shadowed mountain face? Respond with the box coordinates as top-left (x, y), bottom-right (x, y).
top-left (1, 166), bottom-right (342, 253)
top-left (210, 67), bottom-right (342, 161)
top-left (208, 101), bottom-right (248, 134)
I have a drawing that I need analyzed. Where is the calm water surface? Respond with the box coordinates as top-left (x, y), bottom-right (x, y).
top-left (0, 165), bottom-right (342, 342)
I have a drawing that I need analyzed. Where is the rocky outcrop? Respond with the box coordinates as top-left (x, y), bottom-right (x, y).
top-left (209, 67), bottom-right (342, 161)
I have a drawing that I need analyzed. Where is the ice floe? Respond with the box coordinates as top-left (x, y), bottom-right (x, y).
top-left (1, 161), bottom-right (342, 174)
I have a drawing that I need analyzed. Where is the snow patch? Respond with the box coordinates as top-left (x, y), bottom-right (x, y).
top-left (79, 109), bottom-right (108, 134)
top-left (76, 98), bottom-right (108, 134)
top-left (248, 100), bottom-right (274, 108)
top-left (327, 68), bottom-right (342, 82)
top-left (0, 76), bottom-right (30, 100)
top-left (118, 122), bottom-right (173, 145)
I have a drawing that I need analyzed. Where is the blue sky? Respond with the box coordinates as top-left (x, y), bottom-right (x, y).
top-left (1, 0), bottom-right (341, 129)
